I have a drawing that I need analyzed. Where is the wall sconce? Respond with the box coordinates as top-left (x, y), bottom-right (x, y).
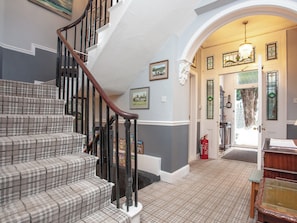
top-left (225, 95), bottom-right (232, 108)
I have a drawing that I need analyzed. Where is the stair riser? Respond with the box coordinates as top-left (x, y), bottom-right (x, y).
top-left (0, 115), bottom-right (74, 137)
top-left (0, 95), bottom-right (65, 115)
top-left (0, 133), bottom-right (85, 166)
top-left (0, 154), bottom-right (98, 205)
top-left (0, 80), bottom-right (57, 99)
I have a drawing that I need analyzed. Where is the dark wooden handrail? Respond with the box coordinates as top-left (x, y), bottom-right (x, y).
top-left (56, 29), bottom-right (138, 120)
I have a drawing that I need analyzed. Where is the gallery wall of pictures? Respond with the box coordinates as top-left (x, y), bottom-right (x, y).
top-left (129, 60), bottom-right (169, 110)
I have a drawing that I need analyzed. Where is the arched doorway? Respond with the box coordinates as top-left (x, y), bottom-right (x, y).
top-left (183, 1), bottom-right (297, 164)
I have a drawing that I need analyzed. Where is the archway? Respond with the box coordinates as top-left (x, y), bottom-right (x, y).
top-left (182, 0), bottom-right (297, 162)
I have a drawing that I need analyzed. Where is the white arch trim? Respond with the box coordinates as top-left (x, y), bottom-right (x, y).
top-left (180, 0), bottom-right (297, 61)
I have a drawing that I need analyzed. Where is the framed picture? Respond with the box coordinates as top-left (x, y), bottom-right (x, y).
top-left (130, 87), bottom-right (150, 109)
top-left (223, 48), bottom-right (255, 67)
top-left (207, 56), bottom-right (214, 70)
top-left (28, 0), bottom-right (73, 20)
top-left (266, 42), bottom-right (277, 60)
top-left (149, 60), bottom-right (168, 81)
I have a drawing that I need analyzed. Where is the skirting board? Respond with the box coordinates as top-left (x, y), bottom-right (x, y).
top-left (160, 165), bottom-right (190, 184)
top-left (138, 154), bottom-right (161, 176)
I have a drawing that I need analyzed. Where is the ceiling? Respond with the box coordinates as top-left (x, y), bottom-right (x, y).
top-left (202, 15), bottom-right (297, 48)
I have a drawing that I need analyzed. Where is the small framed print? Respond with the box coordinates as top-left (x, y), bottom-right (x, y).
top-left (207, 56), bottom-right (214, 70)
top-left (130, 87), bottom-right (150, 109)
top-left (266, 42), bottom-right (277, 60)
top-left (149, 60), bottom-right (168, 81)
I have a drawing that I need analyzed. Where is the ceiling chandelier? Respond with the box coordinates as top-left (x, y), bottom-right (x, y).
top-left (239, 21), bottom-right (253, 59)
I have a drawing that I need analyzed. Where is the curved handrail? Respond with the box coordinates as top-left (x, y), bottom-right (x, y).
top-left (56, 0), bottom-right (138, 120)
top-left (57, 29), bottom-right (138, 120)
top-left (59, 2), bottom-right (92, 32)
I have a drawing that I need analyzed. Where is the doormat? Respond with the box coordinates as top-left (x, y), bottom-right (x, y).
top-left (222, 148), bottom-right (257, 163)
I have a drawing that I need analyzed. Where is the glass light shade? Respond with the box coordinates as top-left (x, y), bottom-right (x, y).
top-left (239, 42), bottom-right (253, 59)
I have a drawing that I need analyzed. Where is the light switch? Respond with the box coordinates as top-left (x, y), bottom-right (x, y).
top-left (161, 96), bottom-right (167, 103)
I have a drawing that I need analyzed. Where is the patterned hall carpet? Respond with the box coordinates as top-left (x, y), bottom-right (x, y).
top-left (138, 158), bottom-right (257, 223)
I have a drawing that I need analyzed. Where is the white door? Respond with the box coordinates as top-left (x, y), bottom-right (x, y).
top-left (257, 55), bottom-right (263, 170)
top-left (200, 73), bottom-right (220, 159)
top-left (257, 55), bottom-right (287, 170)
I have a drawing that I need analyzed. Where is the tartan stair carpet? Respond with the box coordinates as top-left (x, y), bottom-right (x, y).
top-left (0, 79), bottom-right (130, 223)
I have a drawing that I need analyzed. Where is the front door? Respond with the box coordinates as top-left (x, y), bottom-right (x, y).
top-left (200, 55), bottom-right (286, 163)
top-left (257, 55), bottom-right (287, 169)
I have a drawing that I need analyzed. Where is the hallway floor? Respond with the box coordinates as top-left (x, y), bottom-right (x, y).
top-left (138, 158), bottom-right (257, 223)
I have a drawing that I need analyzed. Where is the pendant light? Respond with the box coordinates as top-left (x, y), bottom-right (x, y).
top-left (239, 21), bottom-right (253, 59)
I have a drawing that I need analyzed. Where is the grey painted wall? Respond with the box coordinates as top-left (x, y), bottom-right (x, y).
top-left (287, 125), bottom-right (297, 139)
top-left (0, 47), bottom-right (2, 79)
top-left (1, 47), bottom-right (56, 83)
top-left (138, 124), bottom-right (189, 173)
top-left (1, 0), bottom-right (88, 52)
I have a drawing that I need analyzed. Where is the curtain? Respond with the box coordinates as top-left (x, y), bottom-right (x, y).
top-left (240, 88), bottom-right (258, 128)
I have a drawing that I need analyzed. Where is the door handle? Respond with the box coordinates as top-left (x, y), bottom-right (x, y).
top-left (253, 125), bottom-right (266, 132)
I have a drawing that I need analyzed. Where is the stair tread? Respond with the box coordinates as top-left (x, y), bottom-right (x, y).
top-left (0, 94), bottom-right (65, 115)
top-left (77, 204), bottom-right (130, 223)
top-left (0, 114), bottom-right (74, 137)
top-left (0, 154), bottom-right (98, 204)
top-left (0, 177), bottom-right (115, 223)
top-left (0, 132), bottom-right (85, 166)
top-left (0, 79), bottom-right (57, 99)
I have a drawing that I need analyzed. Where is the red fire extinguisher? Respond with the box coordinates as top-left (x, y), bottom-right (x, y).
top-left (200, 135), bottom-right (208, 159)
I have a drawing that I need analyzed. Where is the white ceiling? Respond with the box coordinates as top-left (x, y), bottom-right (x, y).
top-left (202, 15), bottom-right (297, 48)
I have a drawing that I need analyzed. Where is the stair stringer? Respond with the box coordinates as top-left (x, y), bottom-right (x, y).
top-left (85, 0), bottom-right (200, 95)
top-left (86, 0), bottom-right (132, 70)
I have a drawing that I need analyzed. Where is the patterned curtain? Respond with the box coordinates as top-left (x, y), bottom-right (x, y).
top-left (240, 88), bottom-right (258, 127)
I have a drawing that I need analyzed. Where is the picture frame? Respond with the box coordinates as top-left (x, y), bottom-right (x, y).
top-left (149, 60), bottom-right (168, 81)
top-left (223, 48), bottom-right (255, 68)
top-left (207, 56), bottom-right (214, 70)
top-left (28, 0), bottom-right (73, 20)
top-left (266, 42), bottom-right (277, 60)
top-left (130, 87), bottom-right (150, 109)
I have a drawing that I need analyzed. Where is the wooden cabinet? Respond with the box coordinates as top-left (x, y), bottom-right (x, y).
top-left (256, 178), bottom-right (297, 223)
top-left (263, 138), bottom-right (297, 181)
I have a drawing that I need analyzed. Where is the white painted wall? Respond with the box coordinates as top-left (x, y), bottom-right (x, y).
top-left (1, 0), bottom-right (88, 52)
top-left (112, 35), bottom-right (189, 123)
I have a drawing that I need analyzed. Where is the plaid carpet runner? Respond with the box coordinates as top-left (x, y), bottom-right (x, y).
top-left (0, 80), bottom-right (130, 223)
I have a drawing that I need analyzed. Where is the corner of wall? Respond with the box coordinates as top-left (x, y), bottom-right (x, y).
top-left (160, 164), bottom-right (190, 184)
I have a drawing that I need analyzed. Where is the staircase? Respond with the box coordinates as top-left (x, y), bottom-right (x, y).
top-left (0, 79), bottom-right (130, 222)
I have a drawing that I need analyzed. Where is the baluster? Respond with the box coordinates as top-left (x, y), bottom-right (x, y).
top-left (134, 119), bottom-right (138, 207)
top-left (115, 114), bottom-right (120, 208)
top-left (125, 119), bottom-right (133, 211)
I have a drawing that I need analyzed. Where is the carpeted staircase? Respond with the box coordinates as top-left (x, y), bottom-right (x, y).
top-left (0, 79), bottom-right (130, 222)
